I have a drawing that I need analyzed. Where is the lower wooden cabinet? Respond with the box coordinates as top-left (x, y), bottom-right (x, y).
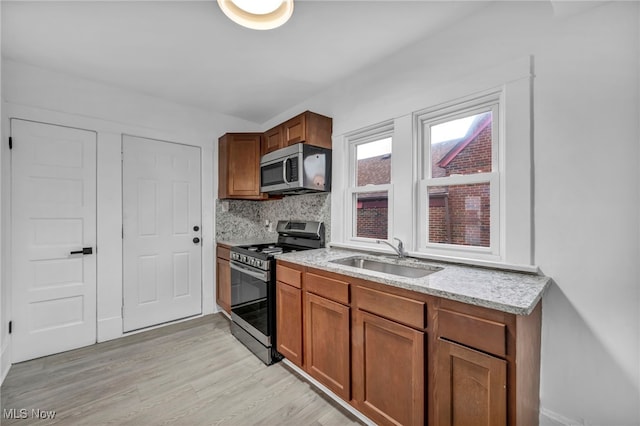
top-left (353, 309), bottom-right (424, 426)
top-left (436, 339), bottom-right (507, 426)
top-left (215, 244), bottom-right (231, 314)
top-left (276, 281), bottom-right (303, 367)
top-left (274, 260), bottom-right (542, 426)
top-left (304, 292), bottom-right (350, 400)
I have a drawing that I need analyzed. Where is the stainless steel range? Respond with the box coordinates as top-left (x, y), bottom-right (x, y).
top-left (230, 220), bottom-right (325, 365)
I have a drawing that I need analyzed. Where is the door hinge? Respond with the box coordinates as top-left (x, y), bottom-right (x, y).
top-left (122, 228), bottom-right (124, 239)
top-left (8, 137), bottom-right (12, 150)
top-left (8, 321), bottom-right (12, 334)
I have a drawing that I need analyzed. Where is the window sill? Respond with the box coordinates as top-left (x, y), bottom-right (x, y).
top-left (328, 242), bottom-right (540, 274)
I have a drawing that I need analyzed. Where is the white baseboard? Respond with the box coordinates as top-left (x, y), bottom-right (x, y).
top-left (97, 316), bottom-right (123, 342)
top-left (121, 313), bottom-right (208, 337)
top-left (0, 341), bottom-right (11, 385)
top-left (281, 359), bottom-right (376, 426)
top-left (540, 407), bottom-right (585, 426)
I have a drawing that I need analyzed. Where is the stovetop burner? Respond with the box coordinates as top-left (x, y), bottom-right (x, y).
top-left (240, 243), bottom-right (284, 255)
top-left (261, 246), bottom-right (284, 255)
top-left (230, 221), bottom-right (325, 270)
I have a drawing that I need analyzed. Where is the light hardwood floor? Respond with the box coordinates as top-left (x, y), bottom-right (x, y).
top-left (1, 314), bottom-right (362, 425)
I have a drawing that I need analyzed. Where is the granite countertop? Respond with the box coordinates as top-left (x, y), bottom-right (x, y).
top-left (217, 239), bottom-right (277, 247)
top-left (275, 248), bottom-right (551, 316)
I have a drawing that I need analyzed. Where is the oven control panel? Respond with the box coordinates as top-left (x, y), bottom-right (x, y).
top-left (230, 252), bottom-right (267, 270)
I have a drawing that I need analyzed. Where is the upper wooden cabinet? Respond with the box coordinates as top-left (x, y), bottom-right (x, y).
top-left (283, 113), bottom-right (306, 145)
top-left (218, 112), bottom-right (332, 199)
top-left (263, 126), bottom-right (284, 156)
top-left (262, 111), bottom-right (333, 155)
top-left (218, 133), bottom-right (267, 200)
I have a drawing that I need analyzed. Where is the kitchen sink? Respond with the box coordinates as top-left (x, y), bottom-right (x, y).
top-left (330, 256), bottom-right (441, 278)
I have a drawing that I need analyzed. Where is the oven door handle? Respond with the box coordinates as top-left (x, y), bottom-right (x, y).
top-left (230, 261), bottom-right (268, 281)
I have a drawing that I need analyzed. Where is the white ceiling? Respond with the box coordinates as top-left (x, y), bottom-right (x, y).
top-left (2, 1), bottom-right (492, 124)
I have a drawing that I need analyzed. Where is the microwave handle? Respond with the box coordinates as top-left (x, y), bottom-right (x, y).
top-left (282, 158), bottom-right (289, 184)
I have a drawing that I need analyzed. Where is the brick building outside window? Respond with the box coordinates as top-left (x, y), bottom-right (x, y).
top-left (354, 113), bottom-right (492, 245)
top-left (355, 154), bottom-right (390, 239)
top-left (428, 112), bottom-right (492, 247)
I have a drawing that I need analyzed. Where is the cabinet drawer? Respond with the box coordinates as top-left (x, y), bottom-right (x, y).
top-left (216, 245), bottom-right (230, 261)
top-left (305, 273), bottom-right (349, 305)
top-left (438, 309), bottom-right (506, 358)
top-left (277, 264), bottom-right (302, 289)
top-left (355, 286), bottom-right (425, 329)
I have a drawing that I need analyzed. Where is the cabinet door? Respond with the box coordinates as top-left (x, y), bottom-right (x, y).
top-left (283, 114), bottom-right (306, 146)
top-left (276, 281), bottom-right (303, 367)
top-left (353, 310), bottom-right (424, 426)
top-left (218, 133), bottom-right (267, 200)
top-left (304, 292), bottom-right (350, 400)
top-left (227, 134), bottom-right (264, 198)
top-left (218, 135), bottom-right (230, 199)
top-left (263, 125), bottom-right (283, 155)
top-left (436, 339), bottom-right (507, 426)
top-left (216, 257), bottom-right (231, 314)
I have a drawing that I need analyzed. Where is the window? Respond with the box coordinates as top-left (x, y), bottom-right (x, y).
top-left (416, 93), bottom-right (501, 258)
top-left (346, 123), bottom-right (393, 242)
top-left (334, 63), bottom-right (533, 266)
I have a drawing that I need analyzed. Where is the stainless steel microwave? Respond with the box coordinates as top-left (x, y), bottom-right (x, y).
top-left (260, 143), bottom-right (331, 195)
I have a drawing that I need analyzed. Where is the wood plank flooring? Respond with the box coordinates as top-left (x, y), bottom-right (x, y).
top-left (1, 314), bottom-right (362, 425)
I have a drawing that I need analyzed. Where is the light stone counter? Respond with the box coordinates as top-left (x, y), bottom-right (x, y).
top-left (216, 239), bottom-right (277, 248)
top-left (275, 248), bottom-right (551, 315)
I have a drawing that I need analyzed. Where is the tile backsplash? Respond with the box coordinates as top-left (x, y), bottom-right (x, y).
top-left (215, 193), bottom-right (331, 243)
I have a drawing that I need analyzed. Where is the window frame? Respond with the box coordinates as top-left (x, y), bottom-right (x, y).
top-left (345, 121), bottom-right (394, 244)
top-left (415, 91), bottom-right (504, 261)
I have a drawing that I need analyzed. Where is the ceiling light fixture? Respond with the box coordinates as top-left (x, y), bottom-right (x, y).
top-left (217, 0), bottom-right (294, 30)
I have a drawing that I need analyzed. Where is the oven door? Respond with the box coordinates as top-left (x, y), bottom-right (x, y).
top-left (230, 260), bottom-right (271, 346)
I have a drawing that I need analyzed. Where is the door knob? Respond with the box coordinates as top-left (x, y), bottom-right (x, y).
top-left (193, 226), bottom-right (200, 232)
top-left (193, 237), bottom-right (200, 244)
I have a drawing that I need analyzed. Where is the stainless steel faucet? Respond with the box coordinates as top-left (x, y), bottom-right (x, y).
top-left (376, 238), bottom-right (407, 258)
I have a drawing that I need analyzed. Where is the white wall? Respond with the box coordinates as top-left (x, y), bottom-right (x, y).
top-left (0, 60), bottom-right (259, 371)
top-left (264, 2), bottom-right (640, 424)
top-left (0, 1), bottom-right (7, 384)
top-left (534, 4), bottom-right (639, 424)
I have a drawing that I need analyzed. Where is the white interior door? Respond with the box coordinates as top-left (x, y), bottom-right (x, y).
top-left (11, 119), bottom-right (97, 363)
top-left (122, 135), bottom-right (202, 332)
